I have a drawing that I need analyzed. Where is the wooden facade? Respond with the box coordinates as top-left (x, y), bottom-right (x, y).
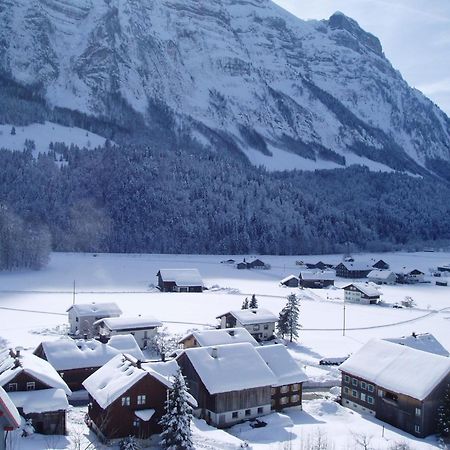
top-left (335, 263), bottom-right (371, 279)
top-left (271, 383), bottom-right (303, 410)
top-left (298, 275), bottom-right (334, 289)
top-left (372, 260), bottom-right (390, 270)
top-left (156, 271), bottom-right (203, 292)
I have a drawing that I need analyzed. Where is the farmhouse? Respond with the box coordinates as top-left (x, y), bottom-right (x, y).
top-left (280, 275), bottom-right (299, 288)
top-left (67, 302), bottom-right (122, 337)
top-left (216, 308), bottom-right (278, 341)
top-left (298, 271), bottom-right (335, 289)
top-left (83, 354), bottom-right (193, 442)
top-left (397, 269), bottom-right (425, 284)
top-left (437, 264), bottom-right (450, 273)
top-left (177, 343), bottom-right (276, 428)
top-left (335, 262), bottom-right (372, 279)
top-left (236, 258), bottom-right (269, 270)
top-left (0, 348), bottom-right (71, 435)
top-left (305, 261), bottom-right (333, 270)
top-left (342, 283), bottom-right (380, 304)
top-left (372, 259), bottom-right (390, 270)
top-left (340, 339), bottom-right (450, 438)
top-left (0, 386), bottom-right (20, 443)
top-left (94, 316), bottom-right (162, 349)
top-left (367, 269), bottom-right (397, 285)
top-left (255, 344), bottom-right (308, 411)
top-left (385, 332), bottom-right (450, 357)
top-left (178, 328), bottom-right (258, 349)
top-left (156, 269), bottom-right (203, 292)
top-left (34, 335), bottom-right (144, 391)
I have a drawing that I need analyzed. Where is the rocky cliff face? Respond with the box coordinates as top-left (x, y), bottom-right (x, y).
top-left (1, 0), bottom-right (449, 174)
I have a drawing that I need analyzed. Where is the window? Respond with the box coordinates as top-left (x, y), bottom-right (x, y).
top-left (121, 396), bottom-right (130, 406)
top-left (291, 384), bottom-right (299, 392)
top-left (263, 324), bottom-right (269, 330)
top-left (7, 383), bottom-right (17, 392)
top-left (360, 381), bottom-right (367, 390)
top-left (76, 317), bottom-right (79, 322)
top-left (385, 391), bottom-right (398, 402)
top-left (137, 395), bottom-right (146, 405)
top-left (291, 394), bottom-right (300, 403)
top-left (271, 388), bottom-right (277, 395)
top-left (415, 407), bottom-right (421, 417)
top-left (351, 390), bottom-right (358, 398)
top-left (253, 325), bottom-right (260, 331)
top-left (232, 412), bottom-right (238, 419)
top-left (26, 382), bottom-right (35, 391)
top-left (352, 378), bottom-right (358, 386)
top-left (133, 419), bottom-right (140, 427)
top-left (360, 393), bottom-right (366, 402)
top-left (257, 407), bottom-right (264, 414)
top-left (367, 384), bottom-right (374, 393)
top-left (280, 385), bottom-right (289, 394)
top-left (344, 375), bottom-right (350, 383)
top-left (414, 425), bottom-right (420, 434)
top-left (343, 387), bottom-right (349, 394)
top-left (245, 409), bottom-right (251, 416)
top-left (367, 396), bottom-right (374, 405)
top-left (280, 397), bottom-right (289, 405)
top-left (378, 389), bottom-right (384, 397)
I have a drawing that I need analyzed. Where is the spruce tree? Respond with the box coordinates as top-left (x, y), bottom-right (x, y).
top-left (119, 436), bottom-right (141, 450)
top-left (437, 383), bottom-right (450, 437)
top-left (241, 297), bottom-right (249, 309)
top-left (278, 293), bottom-right (300, 342)
top-left (159, 369), bottom-right (193, 450)
top-left (249, 294), bottom-right (258, 309)
top-left (10, 126), bottom-right (15, 135)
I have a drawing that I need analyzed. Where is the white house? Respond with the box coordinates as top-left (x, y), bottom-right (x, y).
top-left (178, 327), bottom-right (258, 349)
top-left (342, 283), bottom-right (381, 304)
top-left (93, 316), bottom-right (163, 349)
top-left (67, 302), bottom-right (122, 337)
top-left (367, 270), bottom-right (397, 285)
top-left (216, 308), bottom-right (278, 341)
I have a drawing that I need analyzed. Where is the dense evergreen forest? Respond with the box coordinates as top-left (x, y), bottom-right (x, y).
top-left (0, 141), bottom-right (449, 268)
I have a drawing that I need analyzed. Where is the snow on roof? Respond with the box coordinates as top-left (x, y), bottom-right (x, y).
top-left (37, 336), bottom-right (144, 371)
top-left (339, 262), bottom-right (372, 271)
top-left (0, 351), bottom-right (71, 396)
top-left (299, 271), bottom-right (335, 281)
top-left (8, 388), bottom-right (69, 414)
top-left (135, 409), bottom-right (155, 421)
top-left (343, 283), bottom-right (380, 297)
top-left (280, 275), bottom-right (298, 284)
top-left (367, 270), bottom-right (396, 280)
top-left (94, 316), bottom-right (162, 331)
top-left (217, 308), bottom-right (278, 325)
top-left (67, 302), bottom-right (122, 317)
top-left (158, 269), bottom-right (203, 286)
top-left (339, 339), bottom-right (450, 400)
top-left (0, 386), bottom-right (21, 428)
top-left (181, 343), bottom-right (276, 395)
top-left (179, 328), bottom-right (258, 347)
top-left (255, 345), bottom-right (308, 387)
top-left (385, 333), bottom-right (450, 357)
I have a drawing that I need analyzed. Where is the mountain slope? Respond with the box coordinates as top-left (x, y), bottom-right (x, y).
top-left (1, 0), bottom-right (449, 175)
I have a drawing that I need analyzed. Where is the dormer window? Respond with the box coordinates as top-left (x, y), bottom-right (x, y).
top-left (27, 382), bottom-right (35, 391)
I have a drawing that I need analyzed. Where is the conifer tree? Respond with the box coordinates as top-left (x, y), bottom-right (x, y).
top-left (277, 293), bottom-right (301, 342)
top-left (241, 297), bottom-right (249, 309)
top-left (437, 383), bottom-right (450, 437)
top-left (249, 294), bottom-right (258, 309)
top-left (10, 126), bottom-right (16, 135)
top-left (159, 369), bottom-right (193, 450)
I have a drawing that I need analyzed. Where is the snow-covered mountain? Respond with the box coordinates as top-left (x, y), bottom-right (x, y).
top-left (1, 0), bottom-right (450, 174)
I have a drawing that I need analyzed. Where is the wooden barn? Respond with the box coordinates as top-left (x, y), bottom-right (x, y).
top-left (335, 262), bottom-right (372, 279)
top-left (298, 271), bottom-right (335, 289)
top-left (156, 269), bottom-right (203, 292)
top-left (340, 339), bottom-right (450, 438)
top-left (280, 275), bottom-right (299, 288)
top-left (372, 259), bottom-right (390, 270)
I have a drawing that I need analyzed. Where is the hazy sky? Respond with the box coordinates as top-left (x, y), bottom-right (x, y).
top-left (273, 0), bottom-right (450, 116)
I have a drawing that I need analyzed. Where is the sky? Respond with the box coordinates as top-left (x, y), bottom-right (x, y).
top-left (273, 0), bottom-right (450, 116)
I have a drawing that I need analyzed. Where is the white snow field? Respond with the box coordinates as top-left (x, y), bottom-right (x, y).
top-left (0, 251), bottom-right (449, 449)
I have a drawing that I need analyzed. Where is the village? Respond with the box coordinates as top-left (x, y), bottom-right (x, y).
top-left (0, 251), bottom-right (449, 450)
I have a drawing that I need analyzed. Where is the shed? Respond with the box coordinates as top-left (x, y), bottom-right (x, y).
top-left (157, 269), bottom-right (203, 292)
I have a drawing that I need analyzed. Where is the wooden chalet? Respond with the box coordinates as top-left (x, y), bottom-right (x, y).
top-left (255, 345), bottom-right (307, 411)
top-left (280, 275), bottom-right (299, 288)
top-left (34, 335), bottom-right (144, 392)
top-left (298, 271), bottom-right (335, 289)
top-left (305, 261), bottom-right (333, 270)
top-left (236, 258), bottom-right (269, 270)
top-left (0, 386), bottom-right (21, 446)
top-left (335, 262), bottom-right (372, 279)
top-left (437, 264), bottom-right (450, 273)
top-left (340, 339), bottom-right (450, 438)
top-left (67, 302), bottom-right (122, 338)
top-left (178, 328), bottom-right (258, 349)
top-left (372, 259), bottom-right (390, 270)
top-left (177, 343), bottom-right (276, 428)
top-left (0, 348), bottom-right (71, 435)
top-left (342, 283), bottom-right (380, 304)
top-left (216, 308), bottom-right (278, 342)
top-left (156, 269), bottom-right (203, 292)
top-left (367, 269), bottom-right (397, 285)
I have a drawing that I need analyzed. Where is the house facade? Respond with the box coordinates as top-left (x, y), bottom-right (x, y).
top-left (216, 309), bottom-right (277, 342)
top-left (340, 339), bottom-right (450, 438)
top-left (67, 302), bottom-right (122, 337)
top-left (367, 270), bottom-right (397, 285)
top-left (372, 260), bottom-right (390, 270)
top-left (280, 275), bottom-right (299, 288)
top-left (343, 283), bottom-right (380, 304)
top-left (0, 386), bottom-right (20, 447)
top-left (157, 269), bottom-right (203, 292)
top-left (298, 271), bottom-right (335, 289)
top-left (335, 262), bottom-right (372, 279)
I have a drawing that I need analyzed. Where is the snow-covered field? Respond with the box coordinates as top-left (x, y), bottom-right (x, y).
top-left (1, 251), bottom-right (449, 449)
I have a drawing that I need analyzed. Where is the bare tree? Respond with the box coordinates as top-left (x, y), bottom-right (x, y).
top-left (351, 432), bottom-right (373, 450)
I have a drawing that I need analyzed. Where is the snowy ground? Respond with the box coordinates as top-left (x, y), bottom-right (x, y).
top-left (0, 251), bottom-right (449, 449)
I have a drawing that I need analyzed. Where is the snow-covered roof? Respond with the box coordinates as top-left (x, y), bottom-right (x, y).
top-left (179, 328), bottom-right (258, 347)
top-left (343, 283), bottom-right (380, 297)
top-left (135, 409), bottom-right (155, 421)
top-left (8, 388), bottom-right (69, 414)
top-left (67, 302), bottom-right (122, 317)
top-left (339, 339), bottom-right (450, 400)
top-left (299, 271), bottom-right (335, 281)
top-left (36, 336), bottom-right (144, 371)
top-left (0, 386), bottom-right (21, 428)
top-left (385, 333), bottom-right (449, 357)
top-left (339, 262), bottom-right (372, 271)
top-left (0, 351), bottom-right (71, 396)
top-left (255, 345), bottom-right (308, 387)
top-left (181, 343), bottom-right (276, 395)
top-left (280, 275), bottom-right (298, 284)
top-left (158, 269), bottom-right (203, 286)
top-left (367, 270), bottom-right (396, 280)
top-left (94, 316), bottom-right (162, 331)
top-left (217, 308), bottom-right (278, 325)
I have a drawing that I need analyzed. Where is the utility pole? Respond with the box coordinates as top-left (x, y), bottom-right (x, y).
top-left (72, 280), bottom-right (76, 305)
top-left (342, 299), bottom-right (346, 336)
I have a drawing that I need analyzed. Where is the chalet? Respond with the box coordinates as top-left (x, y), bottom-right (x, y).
top-left (247, 258), bottom-right (268, 269)
top-left (367, 270), bottom-right (397, 285)
top-left (372, 259), bottom-right (390, 270)
top-left (298, 271), bottom-right (335, 289)
top-left (178, 328), bottom-right (258, 349)
top-left (67, 302), bottom-right (122, 337)
top-left (156, 269), bottom-right (203, 292)
top-left (216, 308), bottom-right (278, 342)
top-left (0, 386), bottom-right (20, 447)
top-left (280, 275), bottom-right (299, 288)
top-left (0, 348), bottom-right (71, 435)
top-left (335, 262), bottom-right (372, 279)
top-left (437, 264), bottom-right (450, 273)
top-left (83, 354), bottom-right (195, 442)
top-left (34, 335), bottom-right (144, 392)
top-left (177, 343), bottom-right (276, 427)
top-left (236, 262), bottom-right (248, 270)
top-left (385, 333), bottom-right (449, 357)
top-left (342, 283), bottom-right (380, 304)
top-left (397, 269), bottom-right (425, 284)
top-left (436, 280), bottom-right (448, 287)
top-left (305, 261), bottom-right (334, 270)
top-left (255, 345), bottom-right (307, 411)
top-left (94, 316), bottom-right (162, 350)
top-left (339, 339), bottom-right (450, 438)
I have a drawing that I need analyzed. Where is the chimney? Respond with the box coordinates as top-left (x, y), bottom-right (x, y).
top-left (83, 334), bottom-right (88, 340)
top-left (228, 330), bottom-right (235, 337)
top-left (15, 347), bottom-right (23, 358)
top-left (13, 358), bottom-right (21, 368)
top-left (136, 360), bottom-right (142, 369)
top-left (211, 347), bottom-right (218, 359)
top-left (161, 353), bottom-right (166, 362)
